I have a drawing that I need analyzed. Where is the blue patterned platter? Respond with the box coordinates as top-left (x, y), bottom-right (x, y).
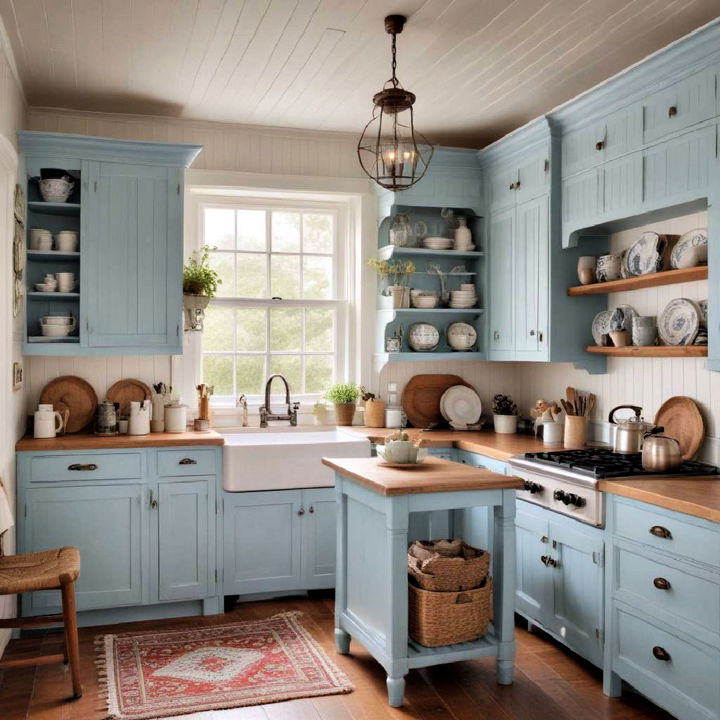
top-left (626, 232), bottom-right (667, 276)
top-left (670, 228), bottom-right (708, 269)
top-left (658, 298), bottom-right (701, 346)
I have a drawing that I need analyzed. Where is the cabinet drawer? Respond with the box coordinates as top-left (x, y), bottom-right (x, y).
top-left (616, 547), bottom-right (720, 635)
top-left (28, 452), bottom-right (142, 482)
top-left (614, 606), bottom-right (720, 718)
top-left (613, 499), bottom-right (720, 568)
top-left (642, 67), bottom-right (716, 144)
top-left (157, 448), bottom-right (216, 477)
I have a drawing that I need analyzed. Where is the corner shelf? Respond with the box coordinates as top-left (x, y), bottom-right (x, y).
top-left (379, 245), bottom-right (484, 261)
top-left (568, 266), bottom-right (707, 296)
top-left (27, 201), bottom-right (81, 217)
top-left (585, 345), bottom-right (707, 357)
top-left (389, 308), bottom-right (484, 316)
top-left (27, 250), bottom-right (80, 262)
top-left (27, 292), bottom-right (80, 300)
top-left (27, 336), bottom-right (80, 344)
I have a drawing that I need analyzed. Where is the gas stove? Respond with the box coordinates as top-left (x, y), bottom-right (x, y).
top-left (508, 448), bottom-right (719, 527)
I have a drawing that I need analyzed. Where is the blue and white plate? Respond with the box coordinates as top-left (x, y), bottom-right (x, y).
top-left (626, 232), bottom-right (667, 275)
top-left (592, 310), bottom-right (613, 345)
top-left (658, 298), bottom-right (701, 346)
top-left (670, 228), bottom-right (708, 269)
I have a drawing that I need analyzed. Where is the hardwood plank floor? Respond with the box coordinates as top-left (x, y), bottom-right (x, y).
top-left (0, 593), bottom-right (673, 720)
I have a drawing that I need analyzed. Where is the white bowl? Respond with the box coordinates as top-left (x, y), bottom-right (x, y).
top-left (39, 178), bottom-right (73, 203)
top-left (40, 322), bottom-right (75, 337)
top-left (411, 296), bottom-right (439, 309)
top-left (42, 315), bottom-right (74, 325)
top-left (34, 283), bottom-right (55, 292)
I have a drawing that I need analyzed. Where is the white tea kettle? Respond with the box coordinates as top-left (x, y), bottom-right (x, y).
top-left (128, 400), bottom-right (150, 436)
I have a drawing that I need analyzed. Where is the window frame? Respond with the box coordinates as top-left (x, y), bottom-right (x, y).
top-left (192, 196), bottom-right (351, 407)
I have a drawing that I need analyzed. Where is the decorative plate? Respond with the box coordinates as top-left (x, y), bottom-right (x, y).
top-left (626, 232), bottom-right (666, 276)
top-left (619, 249), bottom-right (632, 279)
top-left (441, 385), bottom-right (482, 426)
top-left (407, 322), bottom-right (440, 352)
top-left (614, 304), bottom-right (638, 332)
top-left (591, 310), bottom-right (613, 345)
top-left (658, 298), bottom-right (701, 346)
top-left (670, 228), bottom-right (708, 269)
top-left (699, 299), bottom-right (708, 326)
top-left (446, 322), bottom-right (477, 351)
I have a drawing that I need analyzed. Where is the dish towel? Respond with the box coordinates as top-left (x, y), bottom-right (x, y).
top-left (0, 478), bottom-right (14, 555)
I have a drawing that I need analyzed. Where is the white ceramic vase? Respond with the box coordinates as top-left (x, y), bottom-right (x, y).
top-left (493, 414), bottom-right (518, 434)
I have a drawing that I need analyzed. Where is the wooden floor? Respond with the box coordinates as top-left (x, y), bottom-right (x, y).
top-left (0, 593), bottom-right (672, 720)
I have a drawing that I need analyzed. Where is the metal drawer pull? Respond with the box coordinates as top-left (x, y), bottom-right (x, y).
top-left (309, 506), bottom-right (314, 514)
top-left (298, 506), bottom-right (305, 516)
top-left (179, 458), bottom-right (197, 465)
top-left (540, 555), bottom-right (559, 568)
top-left (68, 463), bottom-right (98, 471)
top-left (652, 646), bottom-right (671, 662)
top-left (653, 577), bottom-right (671, 590)
top-left (649, 525), bottom-right (672, 539)
top-left (149, 491), bottom-right (158, 510)
top-left (668, 105), bottom-right (678, 117)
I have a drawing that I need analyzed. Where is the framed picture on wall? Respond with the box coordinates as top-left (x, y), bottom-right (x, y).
top-left (12, 361), bottom-right (23, 390)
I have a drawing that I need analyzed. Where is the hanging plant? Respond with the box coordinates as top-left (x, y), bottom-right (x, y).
top-left (183, 246), bottom-right (221, 332)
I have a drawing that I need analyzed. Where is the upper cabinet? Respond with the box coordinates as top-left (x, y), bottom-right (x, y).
top-left (18, 132), bottom-right (201, 356)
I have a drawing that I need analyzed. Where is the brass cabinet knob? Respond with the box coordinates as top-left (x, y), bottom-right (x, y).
top-left (595, 140), bottom-right (604, 151)
top-left (652, 646), bottom-right (671, 662)
top-left (668, 105), bottom-right (678, 117)
top-left (649, 525), bottom-right (672, 539)
top-left (653, 577), bottom-right (671, 590)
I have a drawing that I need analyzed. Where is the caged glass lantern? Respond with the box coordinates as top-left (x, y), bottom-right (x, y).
top-left (357, 15), bottom-right (434, 191)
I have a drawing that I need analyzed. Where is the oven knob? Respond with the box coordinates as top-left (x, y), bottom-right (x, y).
top-left (553, 489), bottom-right (567, 504)
top-left (567, 493), bottom-right (586, 508)
top-left (523, 480), bottom-right (543, 494)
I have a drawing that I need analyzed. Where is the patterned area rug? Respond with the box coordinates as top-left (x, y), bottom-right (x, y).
top-left (96, 612), bottom-right (353, 719)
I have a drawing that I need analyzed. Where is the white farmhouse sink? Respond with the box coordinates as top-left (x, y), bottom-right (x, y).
top-left (222, 428), bottom-right (370, 492)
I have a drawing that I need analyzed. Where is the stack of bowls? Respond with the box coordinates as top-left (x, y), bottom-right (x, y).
top-left (410, 289), bottom-right (439, 309)
top-left (30, 228), bottom-right (53, 251)
top-left (39, 176), bottom-right (74, 203)
top-left (56, 230), bottom-right (79, 252)
top-left (40, 314), bottom-right (75, 337)
top-left (449, 284), bottom-right (477, 308)
top-left (423, 236), bottom-right (453, 251)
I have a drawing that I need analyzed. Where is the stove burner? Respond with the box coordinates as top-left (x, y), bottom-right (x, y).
top-left (522, 448), bottom-right (719, 479)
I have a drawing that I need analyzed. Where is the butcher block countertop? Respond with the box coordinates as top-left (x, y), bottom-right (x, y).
top-left (321, 456), bottom-right (523, 496)
top-left (345, 427), bottom-right (547, 461)
top-left (16, 429), bottom-right (225, 452)
top-left (600, 477), bottom-right (720, 524)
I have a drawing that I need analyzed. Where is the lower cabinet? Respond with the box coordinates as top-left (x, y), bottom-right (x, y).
top-left (515, 501), bottom-right (604, 667)
top-left (222, 487), bottom-right (336, 595)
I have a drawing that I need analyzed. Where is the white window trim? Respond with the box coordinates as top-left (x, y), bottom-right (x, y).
top-left (179, 171), bottom-right (377, 415)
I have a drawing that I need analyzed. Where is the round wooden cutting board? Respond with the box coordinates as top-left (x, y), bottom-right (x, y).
top-left (654, 396), bottom-right (705, 460)
top-left (39, 376), bottom-right (98, 433)
top-left (106, 379), bottom-right (153, 417)
top-left (402, 374), bottom-right (473, 429)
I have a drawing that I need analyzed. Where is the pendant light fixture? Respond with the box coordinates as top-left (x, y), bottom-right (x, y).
top-left (357, 15), bottom-right (434, 191)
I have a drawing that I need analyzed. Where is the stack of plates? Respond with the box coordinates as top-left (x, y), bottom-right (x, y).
top-left (449, 289), bottom-right (477, 308)
top-left (423, 237), bottom-right (453, 250)
top-left (440, 385), bottom-right (482, 430)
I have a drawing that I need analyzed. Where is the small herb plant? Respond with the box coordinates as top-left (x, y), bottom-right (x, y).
top-left (183, 245), bottom-right (222, 298)
top-left (367, 258), bottom-right (416, 287)
top-left (324, 383), bottom-right (360, 405)
top-left (359, 386), bottom-right (377, 402)
top-left (492, 394), bottom-right (518, 416)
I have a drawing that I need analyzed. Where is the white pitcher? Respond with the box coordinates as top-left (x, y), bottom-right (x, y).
top-left (34, 405), bottom-right (64, 439)
top-left (128, 400), bottom-right (150, 436)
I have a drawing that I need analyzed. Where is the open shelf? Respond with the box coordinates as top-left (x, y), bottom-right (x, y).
top-left (376, 351), bottom-right (484, 365)
top-left (27, 201), bottom-right (81, 217)
top-left (568, 266), bottom-right (707, 296)
top-left (28, 292), bottom-right (80, 300)
top-left (586, 345), bottom-right (708, 357)
top-left (390, 308), bottom-right (484, 315)
top-left (379, 245), bottom-right (484, 261)
top-left (27, 250), bottom-right (81, 262)
top-left (27, 336), bottom-right (80, 344)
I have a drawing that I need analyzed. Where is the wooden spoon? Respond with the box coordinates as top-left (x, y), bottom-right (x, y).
top-left (560, 399), bottom-right (575, 416)
top-left (587, 393), bottom-right (596, 416)
top-left (566, 386), bottom-right (578, 415)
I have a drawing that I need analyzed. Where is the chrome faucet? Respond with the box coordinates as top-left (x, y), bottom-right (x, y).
top-left (259, 374), bottom-right (299, 428)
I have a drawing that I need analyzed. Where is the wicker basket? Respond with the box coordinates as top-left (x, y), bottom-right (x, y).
top-left (408, 540), bottom-right (490, 592)
top-left (409, 576), bottom-right (493, 647)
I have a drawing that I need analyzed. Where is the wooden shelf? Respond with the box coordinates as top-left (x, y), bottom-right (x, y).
top-left (27, 336), bottom-right (80, 344)
top-left (568, 266), bottom-right (707, 296)
top-left (586, 345), bottom-right (708, 357)
top-left (28, 292), bottom-right (80, 299)
top-left (27, 201), bottom-right (81, 217)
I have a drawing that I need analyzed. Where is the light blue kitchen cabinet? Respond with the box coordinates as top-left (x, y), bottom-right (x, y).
top-left (487, 206), bottom-right (515, 357)
top-left (602, 154), bottom-right (643, 219)
top-left (17, 131), bottom-right (201, 356)
top-left (301, 488), bottom-right (337, 589)
top-left (156, 479), bottom-right (210, 602)
top-left (603, 495), bottom-right (720, 719)
top-left (515, 150), bottom-right (550, 205)
top-left (23, 483), bottom-right (145, 612)
top-left (561, 169), bottom-right (602, 231)
top-left (83, 161), bottom-right (182, 352)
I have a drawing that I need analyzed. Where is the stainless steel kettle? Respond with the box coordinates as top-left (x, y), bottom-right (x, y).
top-left (94, 401), bottom-right (119, 436)
top-left (642, 434), bottom-right (682, 472)
top-left (608, 405), bottom-right (659, 454)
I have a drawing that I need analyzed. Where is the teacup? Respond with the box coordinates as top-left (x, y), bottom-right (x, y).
top-left (596, 254), bottom-right (622, 282)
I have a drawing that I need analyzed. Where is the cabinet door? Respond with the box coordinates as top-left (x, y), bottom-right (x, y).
top-left (515, 150), bottom-right (549, 205)
top-left (223, 490), bottom-right (303, 595)
top-left (84, 161), bottom-right (182, 351)
top-left (24, 484), bottom-right (144, 612)
top-left (156, 480), bottom-right (209, 602)
top-left (562, 169), bottom-right (602, 230)
top-left (515, 503), bottom-right (552, 627)
top-left (562, 122), bottom-right (605, 177)
top-left (301, 488), bottom-right (336, 589)
top-left (602, 153), bottom-right (642, 220)
top-left (514, 196), bottom-right (548, 357)
top-left (547, 518), bottom-right (604, 666)
top-left (488, 207), bottom-right (515, 356)
top-left (488, 164), bottom-right (518, 212)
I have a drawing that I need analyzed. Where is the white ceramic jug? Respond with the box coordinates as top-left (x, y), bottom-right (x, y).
top-left (128, 400), bottom-right (150, 436)
top-left (34, 405), bottom-right (64, 439)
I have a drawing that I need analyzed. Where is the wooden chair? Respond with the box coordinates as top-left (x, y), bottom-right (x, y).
top-left (0, 546), bottom-right (82, 698)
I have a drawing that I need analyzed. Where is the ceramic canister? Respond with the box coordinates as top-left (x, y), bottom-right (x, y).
top-left (164, 403), bottom-right (188, 433)
top-left (128, 400), bottom-right (151, 436)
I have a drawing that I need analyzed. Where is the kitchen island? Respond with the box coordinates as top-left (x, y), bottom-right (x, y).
top-left (321, 455), bottom-right (523, 707)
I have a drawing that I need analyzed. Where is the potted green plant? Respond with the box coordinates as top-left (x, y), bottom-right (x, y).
top-left (325, 383), bottom-right (360, 426)
top-left (492, 394), bottom-right (519, 434)
top-left (367, 258), bottom-right (415, 308)
top-left (311, 401), bottom-right (329, 426)
top-left (183, 245), bottom-right (222, 331)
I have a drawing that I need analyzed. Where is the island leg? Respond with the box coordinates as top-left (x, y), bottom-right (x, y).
top-left (493, 490), bottom-right (516, 685)
top-left (334, 482), bottom-right (351, 655)
top-left (387, 676), bottom-right (406, 707)
top-left (335, 628), bottom-right (351, 655)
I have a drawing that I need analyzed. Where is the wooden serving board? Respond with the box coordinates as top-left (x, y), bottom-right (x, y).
top-left (106, 378), bottom-right (152, 417)
top-left (655, 396), bottom-right (705, 460)
top-left (402, 374), bottom-right (472, 429)
top-left (39, 375), bottom-right (98, 433)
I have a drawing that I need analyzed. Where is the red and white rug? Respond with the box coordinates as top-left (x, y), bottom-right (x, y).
top-left (96, 612), bottom-right (353, 720)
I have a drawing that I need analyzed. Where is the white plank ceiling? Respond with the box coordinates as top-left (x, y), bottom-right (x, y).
top-left (1, 0), bottom-right (719, 147)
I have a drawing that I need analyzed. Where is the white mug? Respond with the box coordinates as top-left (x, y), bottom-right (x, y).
top-left (56, 272), bottom-right (75, 293)
top-left (34, 410), bottom-right (64, 439)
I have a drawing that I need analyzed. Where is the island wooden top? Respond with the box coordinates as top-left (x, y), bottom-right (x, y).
top-left (600, 477), bottom-right (720, 524)
top-left (344, 427), bottom-right (548, 461)
top-left (322, 456), bottom-right (523, 496)
top-left (16, 429), bottom-right (225, 452)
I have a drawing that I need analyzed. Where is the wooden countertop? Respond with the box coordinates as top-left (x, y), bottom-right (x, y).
top-left (344, 427), bottom-right (548, 461)
top-left (16, 429), bottom-right (225, 452)
top-left (322, 456), bottom-right (523, 496)
top-left (600, 477), bottom-right (720, 524)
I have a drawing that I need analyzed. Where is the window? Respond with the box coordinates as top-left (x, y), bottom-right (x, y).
top-left (199, 202), bottom-right (347, 404)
